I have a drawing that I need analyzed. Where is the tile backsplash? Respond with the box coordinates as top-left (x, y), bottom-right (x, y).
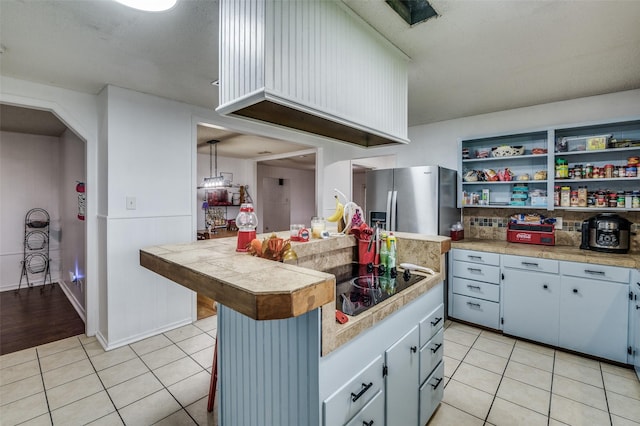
top-left (462, 208), bottom-right (639, 253)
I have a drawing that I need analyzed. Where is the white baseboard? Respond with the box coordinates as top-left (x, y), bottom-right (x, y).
top-left (58, 280), bottom-right (86, 323)
top-left (98, 317), bottom-right (193, 352)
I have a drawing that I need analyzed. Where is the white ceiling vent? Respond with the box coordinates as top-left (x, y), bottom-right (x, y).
top-left (216, 0), bottom-right (410, 147)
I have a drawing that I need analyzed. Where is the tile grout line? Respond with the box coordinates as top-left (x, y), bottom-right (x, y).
top-left (78, 338), bottom-right (127, 425)
top-left (600, 362), bottom-right (614, 426)
top-left (481, 337), bottom-right (516, 425)
top-left (139, 330), bottom-right (213, 425)
top-left (35, 346), bottom-right (55, 426)
top-left (547, 348), bottom-right (556, 426)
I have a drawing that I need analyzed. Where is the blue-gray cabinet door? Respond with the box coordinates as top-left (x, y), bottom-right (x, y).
top-left (559, 276), bottom-right (629, 363)
top-left (632, 270), bottom-right (640, 380)
top-left (385, 325), bottom-right (419, 426)
top-left (503, 269), bottom-right (560, 347)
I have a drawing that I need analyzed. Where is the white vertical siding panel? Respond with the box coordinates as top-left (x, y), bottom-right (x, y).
top-left (218, 305), bottom-right (320, 425)
top-left (220, 0), bottom-right (408, 140)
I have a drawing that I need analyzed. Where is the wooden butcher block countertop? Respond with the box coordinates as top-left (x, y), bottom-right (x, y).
top-left (140, 234), bottom-right (355, 321)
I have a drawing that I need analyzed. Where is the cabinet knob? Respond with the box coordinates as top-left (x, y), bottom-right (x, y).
top-left (573, 288), bottom-right (579, 294)
top-left (543, 284), bottom-right (548, 289)
top-left (410, 346), bottom-right (417, 353)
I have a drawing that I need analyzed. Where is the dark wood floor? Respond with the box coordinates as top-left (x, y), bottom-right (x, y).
top-left (0, 284), bottom-right (85, 355)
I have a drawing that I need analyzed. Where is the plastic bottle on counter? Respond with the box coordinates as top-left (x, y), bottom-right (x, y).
top-left (379, 233), bottom-right (389, 268)
top-left (387, 233), bottom-right (397, 271)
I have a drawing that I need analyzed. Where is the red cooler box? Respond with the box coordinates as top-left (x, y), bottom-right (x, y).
top-left (507, 222), bottom-right (555, 246)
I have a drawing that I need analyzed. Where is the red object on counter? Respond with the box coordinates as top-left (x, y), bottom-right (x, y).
top-left (357, 239), bottom-right (375, 264)
top-left (507, 222), bottom-right (555, 246)
top-left (450, 229), bottom-right (464, 241)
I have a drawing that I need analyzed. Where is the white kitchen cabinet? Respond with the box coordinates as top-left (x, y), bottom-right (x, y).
top-left (344, 390), bottom-right (384, 426)
top-left (323, 355), bottom-right (385, 426)
top-left (560, 275), bottom-right (629, 363)
top-left (320, 282), bottom-right (444, 426)
top-left (458, 119), bottom-right (640, 212)
top-left (385, 325), bottom-right (419, 425)
top-left (419, 361), bottom-right (445, 426)
top-left (502, 267), bottom-right (561, 347)
top-left (419, 328), bottom-right (444, 385)
top-left (451, 250), bottom-right (501, 329)
top-left (631, 270), bottom-right (640, 379)
top-left (451, 249), bottom-right (634, 363)
top-left (459, 131), bottom-right (550, 209)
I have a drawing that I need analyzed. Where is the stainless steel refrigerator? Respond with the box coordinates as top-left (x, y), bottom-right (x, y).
top-left (365, 166), bottom-right (460, 317)
top-left (365, 166), bottom-right (460, 236)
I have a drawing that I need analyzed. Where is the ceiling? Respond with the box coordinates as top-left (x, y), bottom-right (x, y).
top-left (2, 0), bottom-right (640, 155)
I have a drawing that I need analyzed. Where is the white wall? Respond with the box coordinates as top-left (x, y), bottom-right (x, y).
top-left (59, 129), bottom-right (86, 316)
top-left (0, 131), bottom-right (61, 290)
top-left (99, 85), bottom-right (194, 348)
top-left (370, 89), bottom-right (640, 171)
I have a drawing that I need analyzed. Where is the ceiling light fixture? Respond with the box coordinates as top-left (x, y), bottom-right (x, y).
top-left (113, 0), bottom-right (178, 12)
top-left (198, 140), bottom-right (227, 188)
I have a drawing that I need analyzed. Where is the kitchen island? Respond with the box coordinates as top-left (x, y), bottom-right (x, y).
top-left (140, 232), bottom-right (450, 426)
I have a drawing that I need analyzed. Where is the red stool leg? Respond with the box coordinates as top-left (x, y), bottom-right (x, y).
top-left (207, 337), bottom-right (218, 412)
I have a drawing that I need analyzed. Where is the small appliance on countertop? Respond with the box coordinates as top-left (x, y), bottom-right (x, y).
top-left (580, 213), bottom-right (632, 254)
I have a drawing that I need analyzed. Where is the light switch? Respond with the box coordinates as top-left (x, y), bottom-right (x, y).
top-left (555, 217), bottom-right (563, 230)
top-left (126, 197), bottom-right (136, 210)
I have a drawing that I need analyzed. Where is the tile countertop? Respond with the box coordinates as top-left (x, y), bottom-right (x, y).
top-left (451, 239), bottom-right (640, 269)
top-left (141, 232), bottom-right (451, 354)
top-left (139, 233), bottom-right (343, 320)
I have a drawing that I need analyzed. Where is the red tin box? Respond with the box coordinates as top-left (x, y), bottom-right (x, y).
top-left (507, 222), bottom-right (555, 246)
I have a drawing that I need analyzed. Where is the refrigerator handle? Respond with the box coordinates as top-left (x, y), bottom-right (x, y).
top-left (385, 191), bottom-right (393, 232)
top-left (390, 190), bottom-right (398, 232)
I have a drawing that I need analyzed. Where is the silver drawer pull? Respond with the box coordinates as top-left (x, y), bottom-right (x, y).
top-left (467, 301), bottom-right (481, 308)
top-left (521, 261), bottom-right (539, 267)
top-left (467, 255), bottom-right (482, 260)
top-left (584, 269), bottom-right (605, 275)
top-left (467, 284), bottom-right (481, 290)
top-left (467, 267), bottom-right (482, 273)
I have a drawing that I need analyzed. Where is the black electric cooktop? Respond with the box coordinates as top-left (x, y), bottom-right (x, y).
top-left (325, 263), bottom-right (425, 316)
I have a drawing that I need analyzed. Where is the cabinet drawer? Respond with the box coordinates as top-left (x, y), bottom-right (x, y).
top-left (344, 389), bottom-right (384, 426)
top-left (453, 249), bottom-right (500, 266)
top-left (419, 303), bottom-right (444, 345)
top-left (419, 361), bottom-right (445, 426)
top-left (502, 255), bottom-right (559, 274)
top-left (452, 277), bottom-right (500, 302)
top-left (453, 261), bottom-right (501, 284)
top-left (452, 294), bottom-right (500, 329)
top-left (420, 328), bottom-right (444, 385)
top-left (323, 355), bottom-right (384, 426)
top-left (560, 261), bottom-right (630, 284)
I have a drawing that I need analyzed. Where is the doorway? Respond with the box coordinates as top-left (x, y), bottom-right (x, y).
top-left (261, 177), bottom-right (291, 233)
top-left (0, 103), bottom-right (87, 354)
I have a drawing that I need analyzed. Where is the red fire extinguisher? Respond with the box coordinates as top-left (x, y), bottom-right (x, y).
top-left (76, 181), bottom-right (86, 221)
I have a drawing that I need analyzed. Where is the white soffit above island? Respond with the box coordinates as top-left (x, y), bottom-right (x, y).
top-left (216, 0), bottom-right (410, 148)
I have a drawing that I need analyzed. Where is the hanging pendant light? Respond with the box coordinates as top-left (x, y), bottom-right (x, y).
top-left (199, 140), bottom-right (225, 188)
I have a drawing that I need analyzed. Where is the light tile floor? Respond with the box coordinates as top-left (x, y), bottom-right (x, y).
top-left (1, 317), bottom-right (639, 425)
top-left (433, 320), bottom-right (640, 426)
